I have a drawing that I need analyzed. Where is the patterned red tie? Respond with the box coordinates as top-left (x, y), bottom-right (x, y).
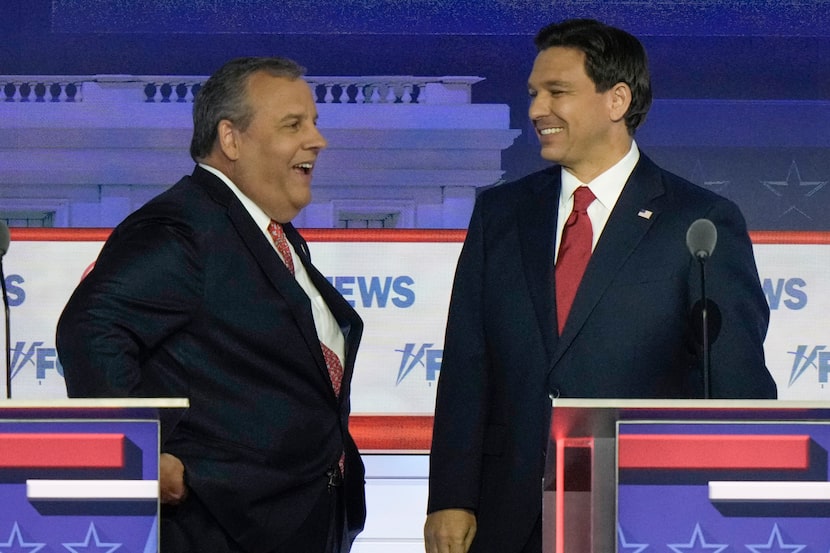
top-left (555, 186), bottom-right (596, 335)
top-left (268, 220), bottom-right (346, 474)
top-left (268, 220), bottom-right (295, 275)
top-left (267, 220), bottom-right (343, 397)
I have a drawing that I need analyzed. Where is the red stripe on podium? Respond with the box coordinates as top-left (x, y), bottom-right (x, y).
top-left (0, 434), bottom-right (125, 468)
top-left (618, 434), bottom-right (811, 469)
top-left (350, 415), bottom-right (434, 452)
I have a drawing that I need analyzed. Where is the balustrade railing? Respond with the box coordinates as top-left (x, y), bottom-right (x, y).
top-left (2, 79), bottom-right (83, 102)
top-left (0, 75), bottom-right (483, 104)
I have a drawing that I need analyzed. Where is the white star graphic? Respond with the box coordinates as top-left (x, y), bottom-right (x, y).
top-left (667, 523), bottom-right (728, 553)
top-left (62, 523), bottom-right (121, 553)
top-left (618, 524), bottom-right (649, 552)
top-left (761, 160), bottom-right (827, 219)
top-left (691, 160), bottom-right (730, 193)
top-left (745, 524), bottom-right (805, 553)
top-left (0, 522), bottom-right (46, 553)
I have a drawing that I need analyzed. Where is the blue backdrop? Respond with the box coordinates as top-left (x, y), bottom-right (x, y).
top-left (2, 0), bottom-right (829, 230)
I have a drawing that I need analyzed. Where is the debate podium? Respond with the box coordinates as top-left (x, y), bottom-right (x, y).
top-left (544, 399), bottom-right (830, 553)
top-left (0, 398), bottom-right (187, 551)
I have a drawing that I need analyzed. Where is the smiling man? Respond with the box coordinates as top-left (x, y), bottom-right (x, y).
top-left (57, 57), bottom-right (365, 553)
top-left (424, 19), bottom-right (776, 553)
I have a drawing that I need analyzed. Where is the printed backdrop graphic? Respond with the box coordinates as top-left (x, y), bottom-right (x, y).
top-left (0, 419), bottom-right (160, 552)
top-left (617, 421), bottom-right (830, 551)
top-left (2, 229), bottom-right (829, 407)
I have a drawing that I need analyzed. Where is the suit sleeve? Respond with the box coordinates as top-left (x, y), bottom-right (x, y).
top-left (427, 198), bottom-right (490, 514)
top-left (57, 221), bottom-right (203, 397)
top-left (696, 198), bottom-right (777, 398)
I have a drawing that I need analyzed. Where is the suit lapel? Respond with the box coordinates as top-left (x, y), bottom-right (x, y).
top-left (516, 168), bottom-right (560, 361)
top-left (195, 167), bottom-right (340, 396)
top-left (284, 222), bottom-right (364, 385)
top-left (284, 224), bottom-right (361, 336)
top-left (550, 156), bottom-right (666, 370)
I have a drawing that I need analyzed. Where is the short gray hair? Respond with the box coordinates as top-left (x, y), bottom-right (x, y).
top-left (190, 57), bottom-right (307, 161)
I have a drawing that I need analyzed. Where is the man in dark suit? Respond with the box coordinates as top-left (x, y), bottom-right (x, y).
top-left (57, 57), bottom-right (365, 553)
top-left (424, 19), bottom-right (777, 553)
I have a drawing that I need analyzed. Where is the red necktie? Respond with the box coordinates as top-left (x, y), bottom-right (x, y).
top-left (555, 187), bottom-right (596, 335)
top-left (267, 220), bottom-right (343, 397)
top-left (268, 220), bottom-right (295, 275)
top-left (268, 220), bottom-right (346, 474)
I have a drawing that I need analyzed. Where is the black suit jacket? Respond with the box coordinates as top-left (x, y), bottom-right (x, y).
top-left (427, 154), bottom-right (776, 553)
top-left (57, 166), bottom-right (365, 553)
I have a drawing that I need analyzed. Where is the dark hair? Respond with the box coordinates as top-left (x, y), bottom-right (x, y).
top-left (190, 57), bottom-right (306, 161)
top-left (534, 19), bottom-right (652, 133)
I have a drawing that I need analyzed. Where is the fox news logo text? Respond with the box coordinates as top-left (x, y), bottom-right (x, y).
top-left (396, 343), bottom-right (442, 385)
top-left (328, 275), bottom-right (415, 308)
top-left (762, 278), bottom-right (806, 310)
top-left (788, 345), bottom-right (830, 387)
top-left (10, 341), bottom-right (63, 381)
top-left (3, 274), bottom-right (25, 306)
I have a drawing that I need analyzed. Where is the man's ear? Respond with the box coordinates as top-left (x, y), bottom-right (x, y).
top-left (608, 82), bottom-right (632, 124)
top-left (217, 119), bottom-right (240, 161)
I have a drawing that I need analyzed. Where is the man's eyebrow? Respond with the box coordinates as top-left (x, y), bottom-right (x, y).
top-left (278, 112), bottom-right (304, 123)
top-left (529, 79), bottom-right (573, 89)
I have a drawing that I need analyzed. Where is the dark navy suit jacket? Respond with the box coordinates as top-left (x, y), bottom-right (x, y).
top-left (57, 166), bottom-right (365, 553)
top-left (427, 154), bottom-right (776, 553)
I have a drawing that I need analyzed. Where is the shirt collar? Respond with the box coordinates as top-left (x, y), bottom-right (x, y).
top-left (560, 140), bottom-right (640, 210)
top-left (198, 163), bottom-right (272, 232)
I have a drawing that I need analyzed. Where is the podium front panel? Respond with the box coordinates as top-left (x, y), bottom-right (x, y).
top-left (0, 418), bottom-right (160, 550)
top-left (544, 399), bottom-right (830, 553)
top-left (0, 399), bottom-right (186, 552)
top-left (618, 420), bottom-right (830, 551)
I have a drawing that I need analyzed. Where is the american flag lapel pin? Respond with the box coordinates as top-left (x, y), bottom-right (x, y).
top-left (637, 209), bottom-right (653, 220)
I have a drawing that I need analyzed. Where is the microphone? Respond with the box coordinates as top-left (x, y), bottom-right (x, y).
top-left (686, 218), bottom-right (717, 261)
top-left (690, 299), bottom-right (721, 345)
top-left (686, 218), bottom-right (717, 399)
top-left (0, 220), bottom-right (8, 257)
top-left (0, 220), bottom-right (10, 399)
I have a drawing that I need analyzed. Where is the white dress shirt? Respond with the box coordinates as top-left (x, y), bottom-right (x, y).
top-left (554, 141), bottom-right (641, 263)
top-left (199, 163), bottom-right (346, 368)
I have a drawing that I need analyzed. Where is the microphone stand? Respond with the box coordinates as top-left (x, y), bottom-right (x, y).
top-left (696, 254), bottom-right (710, 399)
top-left (1, 258), bottom-right (9, 399)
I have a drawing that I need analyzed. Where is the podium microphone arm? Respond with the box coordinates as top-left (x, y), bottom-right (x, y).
top-left (0, 221), bottom-right (10, 399)
top-left (697, 257), bottom-right (710, 399)
top-left (686, 219), bottom-right (717, 399)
